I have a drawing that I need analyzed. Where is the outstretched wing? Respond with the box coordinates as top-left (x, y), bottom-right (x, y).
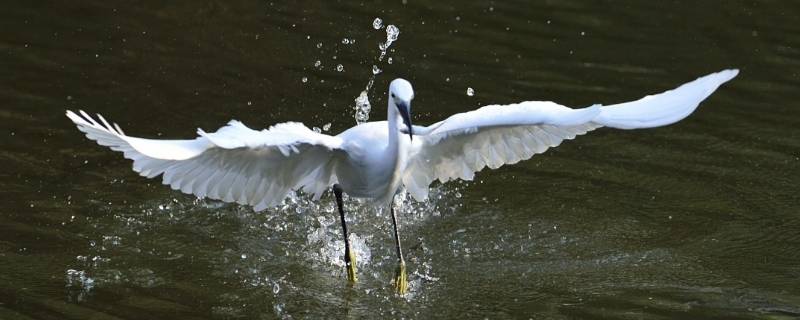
top-left (67, 111), bottom-right (344, 210)
top-left (402, 69), bottom-right (739, 200)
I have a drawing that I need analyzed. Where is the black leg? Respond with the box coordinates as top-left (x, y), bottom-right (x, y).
top-left (333, 184), bottom-right (357, 282)
top-left (390, 205), bottom-right (404, 262)
top-left (390, 199), bottom-right (408, 294)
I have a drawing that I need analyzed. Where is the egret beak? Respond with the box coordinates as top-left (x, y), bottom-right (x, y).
top-left (397, 101), bottom-right (413, 141)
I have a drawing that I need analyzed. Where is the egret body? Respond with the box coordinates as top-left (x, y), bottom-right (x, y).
top-left (67, 69), bottom-right (738, 294)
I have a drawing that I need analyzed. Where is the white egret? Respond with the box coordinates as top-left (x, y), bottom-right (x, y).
top-left (67, 69), bottom-right (738, 294)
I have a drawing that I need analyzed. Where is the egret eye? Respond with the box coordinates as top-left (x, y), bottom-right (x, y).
top-left (390, 93), bottom-right (395, 98)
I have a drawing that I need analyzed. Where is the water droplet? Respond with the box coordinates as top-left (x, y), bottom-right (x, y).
top-left (322, 123), bottom-right (331, 131)
top-left (386, 25), bottom-right (400, 43)
top-left (312, 127), bottom-right (322, 133)
top-left (241, 253), bottom-right (247, 259)
top-left (335, 64), bottom-right (344, 72)
top-left (387, 57), bottom-right (393, 64)
top-left (354, 91), bottom-right (371, 124)
top-left (580, 31), bottom-right (586, 36)
top-left (301, 77), bottom-right (308, 83)
top-left (313, 60), bottom-right (321, 68)
top-left (373, 17), bottom-right (383, 30)
top-left (247, 101), bottom-right (252, 106)
top-left (316, 42), bottom-right (323, 49)
top-left (372, 65), bottom-right (381, 75)
top-left (466, 87), bottom-right (475, 96)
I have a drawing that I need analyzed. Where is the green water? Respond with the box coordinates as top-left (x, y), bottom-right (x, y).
top-left (1, 1), bottom-right (799, 319)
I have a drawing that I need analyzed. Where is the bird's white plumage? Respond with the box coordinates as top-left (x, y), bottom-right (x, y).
top-left (595, 69), bottom-right (739, 129)
top-left (67, 69), bottom-right (738, 209)
top-left (67, 110), bottom-right (344, 210)
top-left (401, 69), bottom-right (739, 200)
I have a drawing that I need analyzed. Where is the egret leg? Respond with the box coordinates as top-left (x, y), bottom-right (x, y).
top-left (390, 204), bottom-right (408, 294)
top-left (333, 184), bottom-right (357, 282)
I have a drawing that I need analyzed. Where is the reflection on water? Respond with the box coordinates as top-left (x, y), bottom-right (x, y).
top-left (2, 0), bottom-right (800, 319)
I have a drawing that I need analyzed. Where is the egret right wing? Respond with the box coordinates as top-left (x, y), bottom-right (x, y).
top-left (402, 69), bottom-right (738, 200)
top-left (67, 111), bottom-right (345, 210)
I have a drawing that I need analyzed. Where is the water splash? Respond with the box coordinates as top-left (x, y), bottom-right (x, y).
top-left (354, 91), bottom-right (371, 123)
top-left (65, 269), bottom-right (95, 302)
top-left (353, 20), bottom-right (401, 124)
top-left (70, 180), bottom-right (463, 314)
top-left (378, 24), bottom-right (400, 62)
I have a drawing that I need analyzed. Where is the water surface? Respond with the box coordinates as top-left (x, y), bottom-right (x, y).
top-left (2, 1), bottom-right (799, 319)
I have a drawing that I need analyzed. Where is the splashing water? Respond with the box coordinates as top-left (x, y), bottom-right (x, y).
top-left (354, 91), bottom-right (371, 123)
top-left (378, 24), bottom-right (400, 62)
top-left (70, 179), bottom-right (464, 315)
top-left (353, 20), bottom-right (401, 124)
top-left (65, 269), bottom-right (95, 302)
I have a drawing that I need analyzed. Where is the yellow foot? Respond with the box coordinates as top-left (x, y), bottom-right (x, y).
top-left (345, 247), bottom-right (358, 283)
top-left (393, 260), bottom-right (408, 294)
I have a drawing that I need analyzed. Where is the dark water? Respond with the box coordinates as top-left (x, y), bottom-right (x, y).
top-left (2, 1), bottom-right (799, 319)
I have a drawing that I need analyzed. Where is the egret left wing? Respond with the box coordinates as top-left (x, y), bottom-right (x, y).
top-left (402, 69), bottom-right (738, 201)
top-left (402, 102), bottom-right (602, 200)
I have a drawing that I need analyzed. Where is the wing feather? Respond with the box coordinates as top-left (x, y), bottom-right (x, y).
top-left (67, 110), bottom-right (344, 210)
top-left (403, 69), bottom-right (738, 201)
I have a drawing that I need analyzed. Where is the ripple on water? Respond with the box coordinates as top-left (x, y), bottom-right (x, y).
top-left (67, 182), bottom-right (463, 316)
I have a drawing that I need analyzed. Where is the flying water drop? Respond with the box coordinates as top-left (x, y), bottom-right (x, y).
top-left (354, 91), bottom-right (371, 124)
top-left (386, 25), bottom-right (400, 45)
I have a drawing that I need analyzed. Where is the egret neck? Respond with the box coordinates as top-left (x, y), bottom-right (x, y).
top-left (383, 80), bottom-right (414, 205)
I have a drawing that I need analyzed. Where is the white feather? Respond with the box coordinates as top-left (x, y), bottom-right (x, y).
top-left (402, 69), bottom-right (738, 201)
top-left (67, 110), bottom-right (344, 210)
top-left (67, 69), bottom-right (737, 209)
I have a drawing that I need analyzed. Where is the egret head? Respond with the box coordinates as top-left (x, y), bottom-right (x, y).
top-left (389, 78), bottom-right (414, 140)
